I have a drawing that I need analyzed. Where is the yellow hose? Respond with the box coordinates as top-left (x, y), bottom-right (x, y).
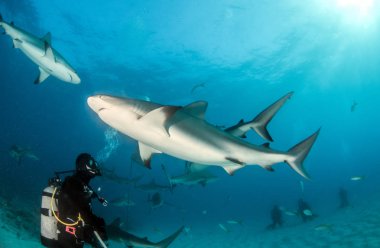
top-left (50, 187), bottom-right (83, 226)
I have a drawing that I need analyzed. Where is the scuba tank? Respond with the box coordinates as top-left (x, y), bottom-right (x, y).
top-left (40, 170), bottom-right (109, 247)
top-left (40, 176), bottom-right (61, 247)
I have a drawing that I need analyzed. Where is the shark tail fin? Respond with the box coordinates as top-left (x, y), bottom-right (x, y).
top-left (161, 164), bottom-right (173, 193)
top-left (251, 92), bottom-right (294, 142)
top-left (285, 128), bottom-right (320, 179)
top-left (157, 226), bottom-right (184, 248)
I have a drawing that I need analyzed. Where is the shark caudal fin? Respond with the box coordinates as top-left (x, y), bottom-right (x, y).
top-left (285, 128), bottom-right (320, 179)
top-left (156, 226), bottom-right (184, 248)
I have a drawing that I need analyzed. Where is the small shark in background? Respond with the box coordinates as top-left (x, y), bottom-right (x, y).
top-left (351, 101), bottom-right (358, 112)
top-left (109, 195), bottom-right (136, 207)
top-left (8, 145), bottom-right (39, 165)
top-left (148, 192), bottom-right (164, 209)
top-left (107, 218), bottom-right (183, 248)
top-left (87, 92), bottom-right (319, 179)
top-left (136, 180), bottom-right (172, 193)
top-left (190, 82), bottom-right (206, 94)
top-left (162, 163), bottom-right (218, 188)
top-left (99, 165), bottom-right (143, 185)
top-left (0, 14), bottom-right (80, 84)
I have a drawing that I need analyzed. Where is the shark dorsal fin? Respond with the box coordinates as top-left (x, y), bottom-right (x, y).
top-left (138, 142), bottom-right (161, 169)
top-left (139, 106), bottom-right (180, 136)
top-left (41, 32), bottom-right (52, 45)
top-left (182, 101), bottom-right (208, 119)
top-left (44, 41), bottom-right (55, 62)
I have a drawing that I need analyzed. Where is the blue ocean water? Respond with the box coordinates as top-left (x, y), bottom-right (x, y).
top-left (1, 0), bottom-right (380, 247)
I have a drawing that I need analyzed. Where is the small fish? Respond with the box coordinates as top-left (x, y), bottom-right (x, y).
top-left (351, 176), bottom-right (365, 181)
top-left (97, 187), bottom-right (102, 192)
top-left (218, 223), bottom-right (230, 233)
top-left (303, 209), bottom-right (313, 216)
top-left (351, 101), bottom-right (358, 112)
top-left (284, 210), bottom-right (298, 216)
top-left (183, 226), bottom-right (191, 234)
top-left (314, 224), bottom-right (332, 231)
top-left (300, 181), bottom-right (304, 194)
top-left (191, 82), bottom-right (206, 94)
top-left (226, 220), bottom-right (243, 225)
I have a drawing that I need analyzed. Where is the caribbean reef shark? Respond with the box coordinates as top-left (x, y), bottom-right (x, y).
top-left (8, 145), bottom-right (39, 165)
top-left (0, 14), bottom-right (80, 84)
top-left (87, 92), bottom-right (319, 179)
top-left (107, 218), bottom-right (183, 248)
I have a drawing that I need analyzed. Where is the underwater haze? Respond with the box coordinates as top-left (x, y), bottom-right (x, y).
top-left (1, 0), bottom-right (380, 247)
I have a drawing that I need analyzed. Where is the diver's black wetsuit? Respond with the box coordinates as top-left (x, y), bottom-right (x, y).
top-left (57, 172), bottom-right (106, 248)
top-left (267, 205), bottom-right (283, 230)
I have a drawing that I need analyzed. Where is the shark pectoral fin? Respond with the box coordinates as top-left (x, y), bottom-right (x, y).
top-left (138, 142), bottom-right (161, 169)
top-left (12, 38), bottom-right (22, 49)
top-left (44, 41), bottom-right (56, 62)
top-left (181, 101), bottom-right (208, 119)
top-left (222, 164), bottom-right (244, 175)
top-left (34, 67), bottom-right (50, 84)
top-left (41, 32), bottom-right (52, 45)
top-left (139, 106), bottom-right (181, 136)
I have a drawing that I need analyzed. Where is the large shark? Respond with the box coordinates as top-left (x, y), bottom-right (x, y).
top-left (0, 14), bottom-right (80, 84)
top-left (87, 92), bottom-right (319, 179)
top-left (107, 218), bottom-right (183, 248)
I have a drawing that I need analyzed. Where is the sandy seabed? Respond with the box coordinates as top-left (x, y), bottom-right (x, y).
top-left (1, 195), bottom-right (379, 248)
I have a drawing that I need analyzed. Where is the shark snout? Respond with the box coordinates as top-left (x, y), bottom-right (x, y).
top-left (69, 72), bottom-right (81, 84)
top-left (87, 95), bottom-right (104, 113)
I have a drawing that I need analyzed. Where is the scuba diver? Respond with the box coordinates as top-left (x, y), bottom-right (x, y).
top-left (56, 153), bottom-right (108, 247)
top-left (266, 205), bottom-right (283, 230)
top-left (338, 187), bottom-right (349, 209)
top-left (297, 198), bottom-right (316, 223)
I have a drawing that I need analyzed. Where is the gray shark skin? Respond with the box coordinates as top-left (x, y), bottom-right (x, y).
top-left (224, 92), bottom-right (293, 141)
top-left (136, 180), bottom-right (172, 193)
top-left (170, 170), bottom-right (218, 187)
top-left (0, 14), bottom-right (80, 84)
top-left (107, 218), bottom-right (184, 248)
top-left (87, 93), bottom-right (320, 179)
top-left (162, 163), bottom-right (218, 187)
top-left (109, 195), bottom-right (136, 207)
